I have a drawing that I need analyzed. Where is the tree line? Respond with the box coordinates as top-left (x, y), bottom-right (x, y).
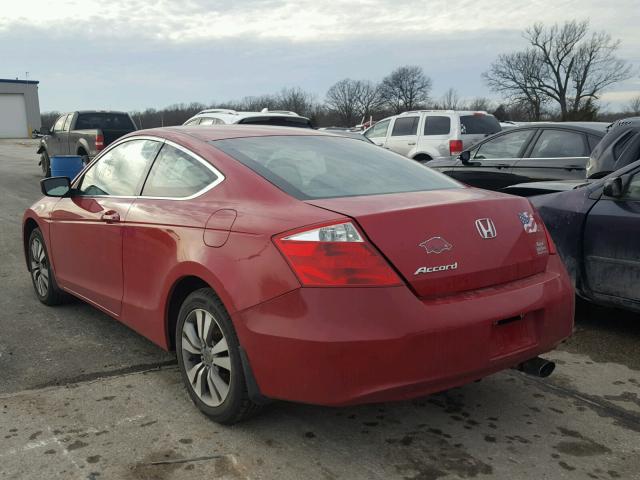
top-left (41, 20), bottom-right (636, 131)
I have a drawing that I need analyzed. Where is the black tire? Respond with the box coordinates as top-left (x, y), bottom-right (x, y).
top-left (176, 288), bottom-right (260, 424)
top-left (413, 154), bottom-right (432, 163)
top-left (41, 151), bottom-right (51, 177)
top-left (28, 228), bottom-right (66, 305)
top-left (78, 150), bottom-right (89, 166)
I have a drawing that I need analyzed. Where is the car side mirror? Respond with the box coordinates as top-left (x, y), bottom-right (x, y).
top-left (40, 177), bottom-right (71, 197)
top-left (459, 150), bottom-right (471, 164)
top-left (603, 177), bottom-right (623, 198)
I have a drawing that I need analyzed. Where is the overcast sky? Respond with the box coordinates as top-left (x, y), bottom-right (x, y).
top-left (1, 0), bottom-right (638, 113)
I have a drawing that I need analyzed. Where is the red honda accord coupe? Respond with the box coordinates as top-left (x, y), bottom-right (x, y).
top-left (24, 126), bottom-right (574, 423)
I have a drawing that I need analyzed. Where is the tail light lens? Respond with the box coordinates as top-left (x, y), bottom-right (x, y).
top-left (95, 134), bottom-right (104, 151)
top-left (449, 139), bottom-right (463, 156)
top-left (542, 223), bottom-right (557, 255)
top-left (529, 203), bottom-right (557, 255)
top-left (274, 221), bottom-right (402, 287)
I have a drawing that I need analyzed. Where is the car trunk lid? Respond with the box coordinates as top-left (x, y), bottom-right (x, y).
top-left (306, 188), bottom-right (549, 298)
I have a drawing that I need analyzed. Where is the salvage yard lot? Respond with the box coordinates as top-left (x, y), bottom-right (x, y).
top-left (1, 139), bottom-right (639, 479)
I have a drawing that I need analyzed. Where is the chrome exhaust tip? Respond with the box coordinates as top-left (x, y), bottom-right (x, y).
top-left (517, 357), bottom-right (556, 378)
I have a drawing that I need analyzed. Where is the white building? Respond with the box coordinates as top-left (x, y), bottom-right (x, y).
top-left (0, 79), bottom-right (41, 138)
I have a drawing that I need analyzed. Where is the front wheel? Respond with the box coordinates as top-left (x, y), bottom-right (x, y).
top-left (28, 228), bottom-right (66, 305)
top-left (176, 288), bottom-right (260, 424)
top-left (40, 151), bottom-right (51, 177)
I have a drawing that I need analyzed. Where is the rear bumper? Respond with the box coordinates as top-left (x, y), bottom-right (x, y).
top-left (234, 255), bottom-right (574, 406)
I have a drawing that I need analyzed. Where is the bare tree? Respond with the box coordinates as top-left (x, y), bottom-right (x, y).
top-left (379, 65), bottom-right (432, 113)
top-left (439, 88), bottom-right (461, 110)
top-left (325, 79), bottom-right (361, 126)
top-left (354, 80), bottom-right (384, 120)
top-left (484, 50), bottom-right (550, 120)
top-left (277, 87), bottom-right (317, 117)
top-left (627, 95), bottom-right (640, 116)
top-left (467, 97), bottom-right (495, 112)
top-left (485, 20), bottom-right (632, 120)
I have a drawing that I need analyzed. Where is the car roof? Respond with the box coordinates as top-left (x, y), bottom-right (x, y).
top-left (134, 125), bottom-right (329, 142)
top-left (74, 110), bottom-right (130, 115)
top-left (499, 122), bottom-right (608, 135)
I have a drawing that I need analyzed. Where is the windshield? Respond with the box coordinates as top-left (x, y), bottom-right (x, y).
top-left (212, 136), bottom-right (461, 200)
top-left (75, 113), bottom-right (136, 131)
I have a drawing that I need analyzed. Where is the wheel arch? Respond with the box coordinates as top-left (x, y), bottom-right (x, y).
top-left (412, 153), bottom-right (433, 162)
top-left (23, 217), bottom-right (40, 270)
top-left (165, 275), bottom-right (211, 351)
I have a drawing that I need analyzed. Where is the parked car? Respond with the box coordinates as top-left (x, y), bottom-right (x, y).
top-left (25, 126), bottom-right (573, 424)
top-left (429, 123), bottom-right (607, 191)
top-left (37, 111), bottom-right (137, 176)
top-left (363, 110), bottom-right (501, 161)
top-left (587, 117), bottom-right (640, 178)
top-left (531, 158), bottom-right (640, 313)
top-left (503, 118), bottom-right (640, 197)
top-left (183, 108), bottom-right (313, 128)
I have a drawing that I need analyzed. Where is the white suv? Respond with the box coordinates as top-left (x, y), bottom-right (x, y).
top-left (363, 110), bottom-right (501, 161)
top-left (183, 108), bottom-right (312, 128)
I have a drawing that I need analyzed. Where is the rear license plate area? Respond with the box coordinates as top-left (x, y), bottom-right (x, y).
top-left (490, 312), bottom-right (537, 359)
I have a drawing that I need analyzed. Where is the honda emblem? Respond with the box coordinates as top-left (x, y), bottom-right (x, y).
top-left (475, 218), bottom-right (497, 239)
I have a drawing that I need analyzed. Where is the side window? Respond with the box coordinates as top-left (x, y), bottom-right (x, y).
top-left (199, 117), bottom-right (215, 126)
top-left (613, 132), bottom-right (636, 161)
top-left (63, 114), bottom-right (73, 132)
top-left (142, 144), bottom-right (219, 198)
top-left (587, 135), bottom-right (601, 152)
top-left (77, 139), bottom-right (161, 196)
top-left (473, 130), bottom-right (533, 160)
top-left (365, 120), bottom-right (390, 139)
top-left (391, 117), bottom-right (419, 136)
top-left (625, 172), bottom-right (640, 200)
top-left (424, 116), bottom-right (451, 135)
top-left (529, 130), bottom-right (588, 158)
top-left (184, 118), bottom-right (201, 126)
top-left (53, 115), bottom-right (67, 132)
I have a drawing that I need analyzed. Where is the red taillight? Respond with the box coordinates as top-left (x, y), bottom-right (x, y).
top-left (449, 139), bottom-right (463, 156)
top-left (530, 204), bottom-right (557, 255)
top-left (273, 221), bottom-right (402, 287)
top-left (542, 224), bottom-right (557, 255)
top-left (95, 134), bottom-right (104, 151)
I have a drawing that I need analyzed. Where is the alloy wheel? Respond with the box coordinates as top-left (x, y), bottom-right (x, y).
top-left (180, 308), bottom-right (232, 407)
top-left (30, 237), bottom-right (49, 297)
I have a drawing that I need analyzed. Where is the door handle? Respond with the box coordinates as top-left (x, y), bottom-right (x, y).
top-left (407, 142), bottom-right (416, 146)
top-left (100, 210), bottom-right (120, 223)
top-left (496, 164), bottom-right (510, 169)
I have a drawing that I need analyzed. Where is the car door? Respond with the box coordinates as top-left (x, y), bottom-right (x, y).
top-left (582, 169), bottom-right (640, 305)
top-left (363, 119), bottom-right (391, 147)
top-left (385, 116), bottom-right (419, 157)
top-left (49, 138), bottom-right (162, 316)
top-left (60, 113), bottom-right (74, 155)
top-left (121, 143), bottom-right (223, 342)
top-left (419, 115), bottom-right (451, 159)
top-left (48, 115), bottom-right (68, 157)
top-left (450, 128), bottom-right (535, 190)
top-left (511, 128), bottom-right (590, 183)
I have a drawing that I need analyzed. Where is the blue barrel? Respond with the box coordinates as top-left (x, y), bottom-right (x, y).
top-left (50, 155), bottom-right (84, 179)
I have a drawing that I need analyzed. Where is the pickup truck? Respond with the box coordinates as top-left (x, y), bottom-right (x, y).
top-left (37, 111), bottom-right (137, 176)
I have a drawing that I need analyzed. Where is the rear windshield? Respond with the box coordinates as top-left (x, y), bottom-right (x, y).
top-left (460, 115), bottom-right (501, 135)
top-left (237, 116), bottom-right (312, 128)
top-left (212, 136), bottom-right (461, 200)
top-left (75, 113), bottom-right (136, 131)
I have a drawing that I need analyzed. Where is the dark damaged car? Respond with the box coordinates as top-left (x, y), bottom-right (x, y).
top-left (531, 158), bottom-right (640, 313)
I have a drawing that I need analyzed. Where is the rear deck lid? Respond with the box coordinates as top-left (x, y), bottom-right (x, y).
top-left (307, 189), bottom-right (549, 298)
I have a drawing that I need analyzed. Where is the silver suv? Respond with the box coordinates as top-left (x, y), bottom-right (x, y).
top-left (363, 110), bottom-right (501, 161)
top-left (183, 108), bottom-right (312, 128)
